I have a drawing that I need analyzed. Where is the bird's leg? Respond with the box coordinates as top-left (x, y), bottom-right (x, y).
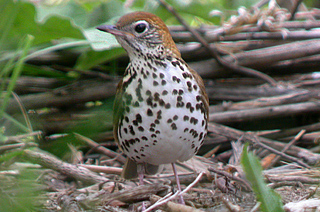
top-left (171, 163), bottom-right (185, 205)
top-left (137, 163), bottom-right (146, 211)
top-left (137, 163), bottom-right (145, 185)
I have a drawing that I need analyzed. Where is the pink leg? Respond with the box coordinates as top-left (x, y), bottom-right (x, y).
top-left (137, 163), bottom-right (145, 186)
top-left (172, 163), bottom-right (185, 204)
top-left (137, 164), bottom-right (146, 210)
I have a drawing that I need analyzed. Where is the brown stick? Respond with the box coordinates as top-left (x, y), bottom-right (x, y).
top-left (74, 133), bottom-right (126, 164)
top-left (209, 101), bottom-right (320, 123)
top-left (208, 167), bottom-right (252, 191)
top-left (208, 123), bottom-right (320, 165)
top-left (264, 130), bottom-right (306, 169)
top-left (5, 80), bottom-right (118, 114)
top-left (189, 39), bottom-right (320, 79)
top-left (23, 149), bottom-right (108, 184)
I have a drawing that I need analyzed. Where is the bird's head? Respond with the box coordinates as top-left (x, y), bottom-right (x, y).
top-left (96, 11), bottom-right (180, 59)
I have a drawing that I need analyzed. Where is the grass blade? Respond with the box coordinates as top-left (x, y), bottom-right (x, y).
top-left (241, 144), bottom-right (284, 212)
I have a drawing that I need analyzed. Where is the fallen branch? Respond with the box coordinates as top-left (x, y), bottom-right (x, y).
top-left (23, 148), bottom-right (108, 184)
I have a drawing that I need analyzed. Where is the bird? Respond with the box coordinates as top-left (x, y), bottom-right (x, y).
top-left (97, 11), bottom-right (209, 205)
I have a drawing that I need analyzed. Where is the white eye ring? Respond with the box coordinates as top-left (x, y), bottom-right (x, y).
top-left (134, 20), bottom-right (149, 34)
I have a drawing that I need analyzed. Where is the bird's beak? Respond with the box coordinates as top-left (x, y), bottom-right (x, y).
top-left (96, 25), bottom-right (127, 37)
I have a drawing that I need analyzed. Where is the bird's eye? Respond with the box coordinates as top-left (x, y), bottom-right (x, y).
top-left (134, 22), bottom-right (148, 33)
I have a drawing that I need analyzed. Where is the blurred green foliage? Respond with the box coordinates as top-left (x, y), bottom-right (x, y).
top-left (0, 0), bottom-right (229, 75)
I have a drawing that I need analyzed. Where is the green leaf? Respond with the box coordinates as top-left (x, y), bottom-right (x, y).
top-left (2, 0), bottom-right (84, 51)
top-left (84, 27), bottom-right (120, 51)
top-left (77, 27), bottom-right (126, 70)
top-left (241, 144), bottom-right (284, 212)
top-left (36, 1), bottom-right (88, 28)
top-left (86, 1), bottom-right (130, 28)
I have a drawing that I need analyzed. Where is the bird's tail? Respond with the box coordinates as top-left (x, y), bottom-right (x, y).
top-left (121, 158), bottom-right (163, 179)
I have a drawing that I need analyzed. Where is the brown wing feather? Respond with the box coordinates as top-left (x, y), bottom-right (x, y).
top-left (113, 79), bottom-right (124, 149)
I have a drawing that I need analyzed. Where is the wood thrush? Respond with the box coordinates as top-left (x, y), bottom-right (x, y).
top-left (97, 11), bottom-right (209, 204)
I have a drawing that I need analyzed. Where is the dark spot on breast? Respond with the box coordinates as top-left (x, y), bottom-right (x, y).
top-left (138, 126), bottom-right (144, 132)
top-left (187, 81), bottom-right (192, 87)
top-left (172, 89), bottom-right (178, 95)
top-left (165, 103), bottom-right (171, 109)
top-left (176, 102), bottom-right (184, 107)
top-left (157, 110), bottom-right (162, 119)
top-left (183, 115), bottom-right (189, 121)
top-left (129, 125), bottom-right (135, 135)
top-left (196, 103), bottom-right (201, 110)
top-left (142, 136), bottom-right (148, 140)
top-left (153, 81), bottom-right (159, 86)
top-left (133, 101), bottom-right (140, 107)
top-left (146, 96), bottom-right (153, 106)
top-left (172, 76), bottom-right (181, 83)
top-left (190, 117), bottom-right (198, 125)
top-left (199, 132), bottom-right (203, 141)
top-left (136, 114), bottom-right (142, 123)
top-left (195, 95), bottom-right (201, 102)
top-left (193, 85), bottom-right (198, 90)
top-left (154, 92), bottom-right (160, 101)
top-left (171, 123), bottom-right (177, 130)
top-left (147, 109), bottom-right (153, 116)
top-left (161, 80), bottom-right (166, 85)
top-left (162, 90), bottom-right (168, 95)
top-left (167, 119), bottom-right (172, 123)
top-left (125, 93), bottom-right (133, 105)
top-left (182, 72), bottom-right (192, 79)
top-left (173, 115), bottom-right (178, 120)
